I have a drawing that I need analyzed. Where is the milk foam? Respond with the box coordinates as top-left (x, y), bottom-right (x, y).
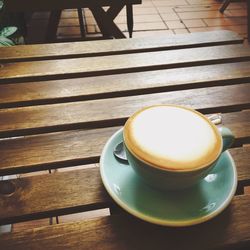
top-left (124, 106), bottom-right (221, 171)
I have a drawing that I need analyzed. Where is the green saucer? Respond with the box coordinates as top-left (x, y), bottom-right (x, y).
top-left (100, 128), bottom-right (237, 227)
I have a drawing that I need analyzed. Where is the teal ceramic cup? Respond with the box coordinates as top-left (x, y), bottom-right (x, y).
top-left (123, 105), bottom-right (234, 190)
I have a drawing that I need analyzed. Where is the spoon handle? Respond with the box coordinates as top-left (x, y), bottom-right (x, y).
top-left (208, 113), bottom-right (222, 125)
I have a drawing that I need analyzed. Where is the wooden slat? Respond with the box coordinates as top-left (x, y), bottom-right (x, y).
top-left (0, 168), bottom-right (110, 225)
top-left (230, 147), bottom-right (250, 185)
top-left (1, 195), bottom-right (250, 250)
top-left (1, 45), bottom-right (250, 83)
top-left (0, 126), bottom-right (117, 175)
top-left (0, 84), bottom-right (249, 138)
top-left (0, 31), bottom-right (243, 62)
top-left (0, 146), bottom-right (249, 225)
top-left (0, 110), bottom-right (249, 175)
top-left (0, 61), bottom-right (250, 108)
top-left (222, 110), bottom-right (250, 141)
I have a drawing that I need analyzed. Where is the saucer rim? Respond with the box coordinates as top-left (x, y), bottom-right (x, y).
top-left (100, 128), bottom-right (238, 227)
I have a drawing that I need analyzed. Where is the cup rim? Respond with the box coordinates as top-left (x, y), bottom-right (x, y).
top-left (123, 104), bottom-right (223, 173)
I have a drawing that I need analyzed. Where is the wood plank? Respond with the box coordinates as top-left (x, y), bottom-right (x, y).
top-left (5, 0), bottom-right (142, 12)
top-left (1, 195), bottom-right (250, 250)
top-left (230, 147), bottom-right (250, 185)
top-left (0, 127), bottom-right (117, 175)
top-left (1, 45), bottom-right (250, 83)
top-left (0, 146), bottom-right (249, 225)
top-left (0, 168), bottom-right (110, 225)
top-left (0, 84), bottom-right (249, 138)
top-left (0, 110), bottom-right (249, 175)
top-left (222, 110), bottom-right (250, 141)
top-left (0, 31), bottom-right (243, 62)
top-left (1, 61), bottom-right (250, 108)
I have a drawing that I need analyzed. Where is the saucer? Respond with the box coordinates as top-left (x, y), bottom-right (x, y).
top-left (100, 128), bottom-right (237, 227)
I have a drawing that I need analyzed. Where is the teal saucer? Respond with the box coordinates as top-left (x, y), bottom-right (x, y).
top-left (100, 128), bottom-right (237, 227)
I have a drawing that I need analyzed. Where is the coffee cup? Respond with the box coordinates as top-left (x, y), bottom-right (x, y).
top-left (123, 105), bottom-right (234, 190)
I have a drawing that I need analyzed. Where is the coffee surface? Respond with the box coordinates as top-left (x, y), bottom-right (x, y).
top-left (124, 105), bottom-right (222, 171)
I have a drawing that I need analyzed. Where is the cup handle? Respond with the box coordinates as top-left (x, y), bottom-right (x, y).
top-left (218, 126), bottom-right (235, 152)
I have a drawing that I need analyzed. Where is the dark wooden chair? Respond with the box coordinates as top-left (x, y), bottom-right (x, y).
top-left (47, 5), bottom-right (133, 41)
top-left (46, 5), bottom-right (134, 42)
top-left (4, 0), bottom-right (141, 43)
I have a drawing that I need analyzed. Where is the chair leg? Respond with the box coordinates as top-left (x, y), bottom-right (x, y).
top-left (77, 8), bottom-right (86, 39)
top-left (219, 0), bottom-right (231, 13)
top-left (126, 4), bottom-right (133, 38)
top-left (46, 10), bottom-right (61, 42)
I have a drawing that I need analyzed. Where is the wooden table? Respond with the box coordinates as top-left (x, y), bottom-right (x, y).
top-left (4, 0), bottom-right (142, 41)
top-left (0, 30), bottom-right (250, 249)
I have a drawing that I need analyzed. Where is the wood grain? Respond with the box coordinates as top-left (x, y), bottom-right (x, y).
top-left (0, 110), bottom-right (249, 175)
top-left (0, 31), bottom-right (249, 250)
top-left (0, 126), bottom-right (117, 175)
top-left (0, 146), bottom-right (249, 225)
top-left (0, 84), bottom-right (249, 137)
top-left (1, 45), bottom-right (250, 83)
top-left (0, 168), bottom-right (110, 225)
top-left (0, 61), bottom-right (250, 108)
top-left (222, 110), bottom-right (250, 141)
top-left (230, 147), bottom-right (250, 185)
top-left (1, 195), bottom-right (249, 250)
top-left (0, 31), bottom-right (242, 62)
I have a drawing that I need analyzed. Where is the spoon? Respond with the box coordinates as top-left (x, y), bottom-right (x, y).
top-left (113, 113), bottom-right (222, 161)
top-left (113, 140), bottom-right (128, 161)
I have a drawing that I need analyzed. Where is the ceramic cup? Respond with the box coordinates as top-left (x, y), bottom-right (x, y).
top-left (123, 105), bottom-right (234, 190)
